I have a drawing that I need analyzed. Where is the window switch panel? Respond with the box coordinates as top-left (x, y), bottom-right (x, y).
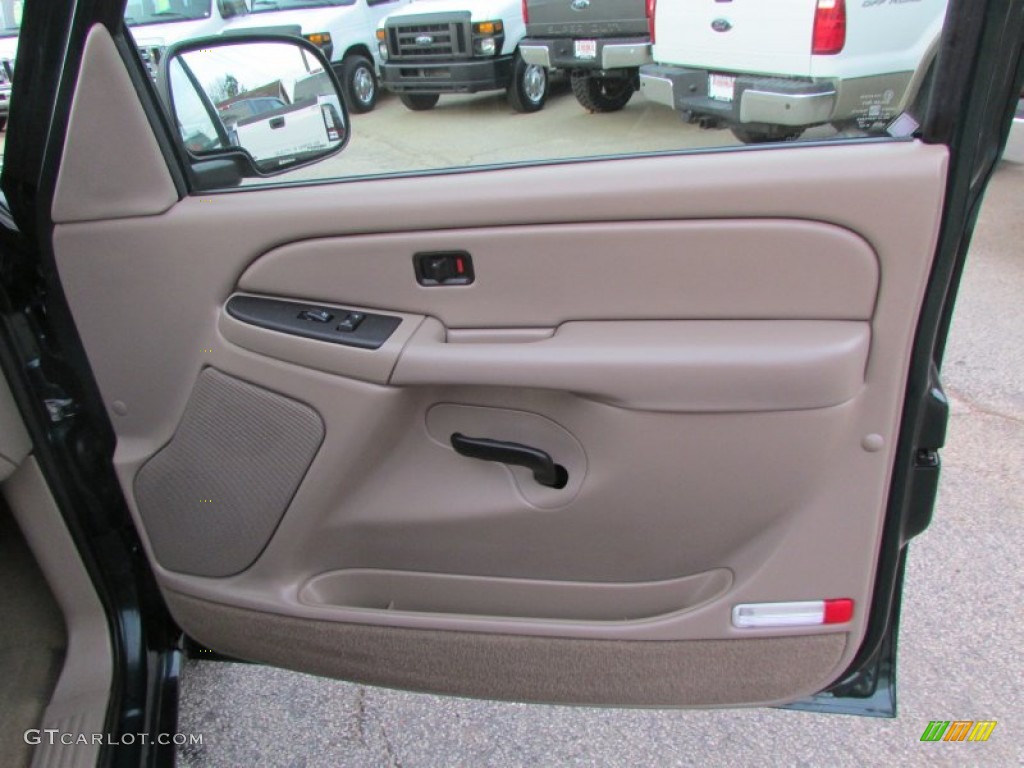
top-left (227, 296), bottom-right (401, 350)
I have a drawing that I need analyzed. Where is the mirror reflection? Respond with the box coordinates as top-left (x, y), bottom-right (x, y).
top-left (168, 40), bottom-right (346, 173)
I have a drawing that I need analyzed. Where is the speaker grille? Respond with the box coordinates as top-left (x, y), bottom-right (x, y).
top-left (134, 368), bottom-right (324, 577)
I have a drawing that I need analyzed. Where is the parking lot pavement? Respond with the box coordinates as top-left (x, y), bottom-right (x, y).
top-left (177, 160), bottom-right (1023, 767)
top-left (249, 82), bottom-right (851, 185)
top-left (283, 84), bottom-right (741, 182)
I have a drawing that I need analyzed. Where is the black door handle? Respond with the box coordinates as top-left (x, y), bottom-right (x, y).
top-left (450, 433), bottom-right (568, 489)
top-left (269, 116), bottom-right (285, 130)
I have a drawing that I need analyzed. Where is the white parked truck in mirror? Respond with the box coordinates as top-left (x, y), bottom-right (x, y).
top-left (228, 93), bottom-right (345, 166)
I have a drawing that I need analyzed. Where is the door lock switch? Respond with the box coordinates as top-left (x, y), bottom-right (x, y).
top-left (414, 251), bottom-right (474, 286)
top-left (336, 312), bottom-right (365, 332)
top-left (298, 308), bottom-right (333, 323)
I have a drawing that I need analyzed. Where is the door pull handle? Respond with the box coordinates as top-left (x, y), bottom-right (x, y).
top-left (450, 433), bottom-right (568, 489)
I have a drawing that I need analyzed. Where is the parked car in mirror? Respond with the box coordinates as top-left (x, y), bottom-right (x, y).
top-left (160, 35), bottom-right (348, 181)
top-left (639, 0), bottom-right (948, 143)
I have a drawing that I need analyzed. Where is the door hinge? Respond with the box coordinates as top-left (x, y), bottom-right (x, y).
top-left (44, 396), bottom-right (78, 422)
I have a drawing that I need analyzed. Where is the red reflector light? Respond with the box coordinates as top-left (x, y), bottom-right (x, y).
top-left (646, 0), bottom-right (656, 44)
top-left (823, 598), bottom-right (854, 624)
top-left (812, 0), bottom-right (846, 55)
top-left (522, 0), bottom-right (529, 24)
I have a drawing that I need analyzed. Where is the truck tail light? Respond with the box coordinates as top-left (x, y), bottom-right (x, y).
top-left (646, 0), bottom-right (656, 44)
top-left (522, 0), bottom-right (529, 24)
top-left (812, 0), bottom-right (846, 55)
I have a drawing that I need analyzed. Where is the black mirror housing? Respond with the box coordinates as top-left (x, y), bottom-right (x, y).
top-left (157, 34), bottom-right (350, 189)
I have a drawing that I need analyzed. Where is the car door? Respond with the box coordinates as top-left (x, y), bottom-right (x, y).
top-left (2, 0), bottom-right (1020, 722)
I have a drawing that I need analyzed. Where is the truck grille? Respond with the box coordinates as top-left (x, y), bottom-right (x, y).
top-left (387, 21), bottom-right (468, 60)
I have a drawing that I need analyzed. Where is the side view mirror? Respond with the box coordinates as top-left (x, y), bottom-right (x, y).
top-left (158, 35), bottom-right (348, 187)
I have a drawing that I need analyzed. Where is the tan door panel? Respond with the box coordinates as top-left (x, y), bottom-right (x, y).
top-left (238, 220), bottom-right (879, 325)
top-left (51, 41), bottom-right (947, 707)
top-left (393, 317), bottom-right (869, 411)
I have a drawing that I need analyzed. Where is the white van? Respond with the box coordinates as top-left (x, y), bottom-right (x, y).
top-left (126, 0), bottom-right (250, 76)
top-left (0, 6), bottom-right (16, 54)
top-left (639, 0), bottom-right (948, 143)
top-left (222, 0), bottom-right (412, 113)
top-left (0, 0), bottom-right (20, 131)
top-left (377, 0), bottom-right (548, 113)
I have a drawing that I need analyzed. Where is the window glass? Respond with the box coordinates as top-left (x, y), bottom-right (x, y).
top-left (135, 0), bottom-right (950, 187)
top-left (124, 0), bottom-right (213, 27)
top-left (168, 56), bottom-right (229, 153)
top-left (0, 0), bottom-right (21, 172)
top-left (252, 1), bottom-right (356, 15)
top-left (0, 0), bottom-right (22, 37)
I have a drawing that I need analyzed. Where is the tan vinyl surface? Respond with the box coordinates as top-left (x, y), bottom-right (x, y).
top-left (50, 26), bottom-right (949, 707)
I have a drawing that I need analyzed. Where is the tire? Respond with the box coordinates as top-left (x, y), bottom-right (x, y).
top-left (0, 116), bottom-right (6, 132)
top-left (339, 55), bottom-right (378, 114)
top-left (399, 93), bottom-right (440, 111)
top-left (570, 70), bottom-right (634, 113)
top-left (729, 124), bottom-right (804, 144)
top-left (506, 52), bottom-right (548, 113)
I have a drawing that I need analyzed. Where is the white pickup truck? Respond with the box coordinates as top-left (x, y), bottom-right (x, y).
top-left (222, 0), bottom-right (411, 113)
top-left (639, 0), bottom-right (948, 143)
top-left (377, 0), bottom-right (548, 113)
top-left (223, 93), bottom-right (345, 166)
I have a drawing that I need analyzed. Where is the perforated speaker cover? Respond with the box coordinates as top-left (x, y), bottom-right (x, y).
top-left (134, 368), bottom-right (324, 577)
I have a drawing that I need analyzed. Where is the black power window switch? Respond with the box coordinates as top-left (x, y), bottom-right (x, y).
top-left (336, 312), bottom-right (365, 332)
top-left (298, 308), bottom-right (333, 323)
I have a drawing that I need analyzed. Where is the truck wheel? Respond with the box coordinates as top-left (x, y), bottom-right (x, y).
top-left (0, 116), bottom-right (6, 132)
top-left (399, 93), bottom-right (440, 111)
top-left (507, 53), bottom-right (548, 113)
top-left (339, 55), bottom-right (378, 114)
top-left (570, 71), bottom-right (634, 113)
top-left (729, 125), bottom-right (803, 144)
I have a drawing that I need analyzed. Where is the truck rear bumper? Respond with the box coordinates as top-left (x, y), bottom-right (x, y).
top-left (639, 65), bottom-right (837, 127)
top-left (520, 37), bottom-right (651, 70)
top-left (380, 57), bottom-right (515, 94)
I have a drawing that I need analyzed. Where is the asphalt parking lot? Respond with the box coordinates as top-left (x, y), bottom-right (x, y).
top-left (173, 105), bottom-right (1024, 766)
top-left (296, 84), bottom-right (740, 179)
